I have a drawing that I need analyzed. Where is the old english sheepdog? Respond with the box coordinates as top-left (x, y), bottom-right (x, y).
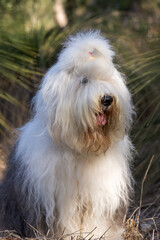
top-left (0, 31), bottom-right (134, 239)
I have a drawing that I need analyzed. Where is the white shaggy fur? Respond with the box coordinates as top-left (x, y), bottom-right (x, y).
top-left (14, 31), bottom-right (134, 239)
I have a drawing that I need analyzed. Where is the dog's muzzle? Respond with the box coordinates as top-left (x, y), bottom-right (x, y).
top-left (96, 95), bottom-right (113, 126)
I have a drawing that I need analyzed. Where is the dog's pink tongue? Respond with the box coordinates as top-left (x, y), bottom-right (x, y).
top-left (96, 114), bottom-right (107, 126)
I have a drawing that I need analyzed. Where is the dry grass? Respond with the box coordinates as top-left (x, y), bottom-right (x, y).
top-left (0, 206), bottom-right (159, 240)
top-left (123, 213), bottom-right (143, 240)
top-left (123, 155), bottom-right (159, 240)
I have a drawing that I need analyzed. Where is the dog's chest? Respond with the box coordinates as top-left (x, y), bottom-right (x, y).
top-left (54, 152), bottom-right (121, 213)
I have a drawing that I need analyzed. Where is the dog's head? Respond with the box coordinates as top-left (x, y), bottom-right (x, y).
top-left (36, 31), bottom-right (134, 154)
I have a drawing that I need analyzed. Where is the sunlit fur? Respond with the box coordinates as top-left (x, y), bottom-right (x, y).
top-left (0, 31), bottom-right (134, 239)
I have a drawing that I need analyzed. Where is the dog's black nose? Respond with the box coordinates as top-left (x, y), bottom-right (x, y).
top-left (101, 95), bottom-right (113, 107)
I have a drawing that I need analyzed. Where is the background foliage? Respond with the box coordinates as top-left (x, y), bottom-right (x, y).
top-left (0, 0), bottom-right (160, 230)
